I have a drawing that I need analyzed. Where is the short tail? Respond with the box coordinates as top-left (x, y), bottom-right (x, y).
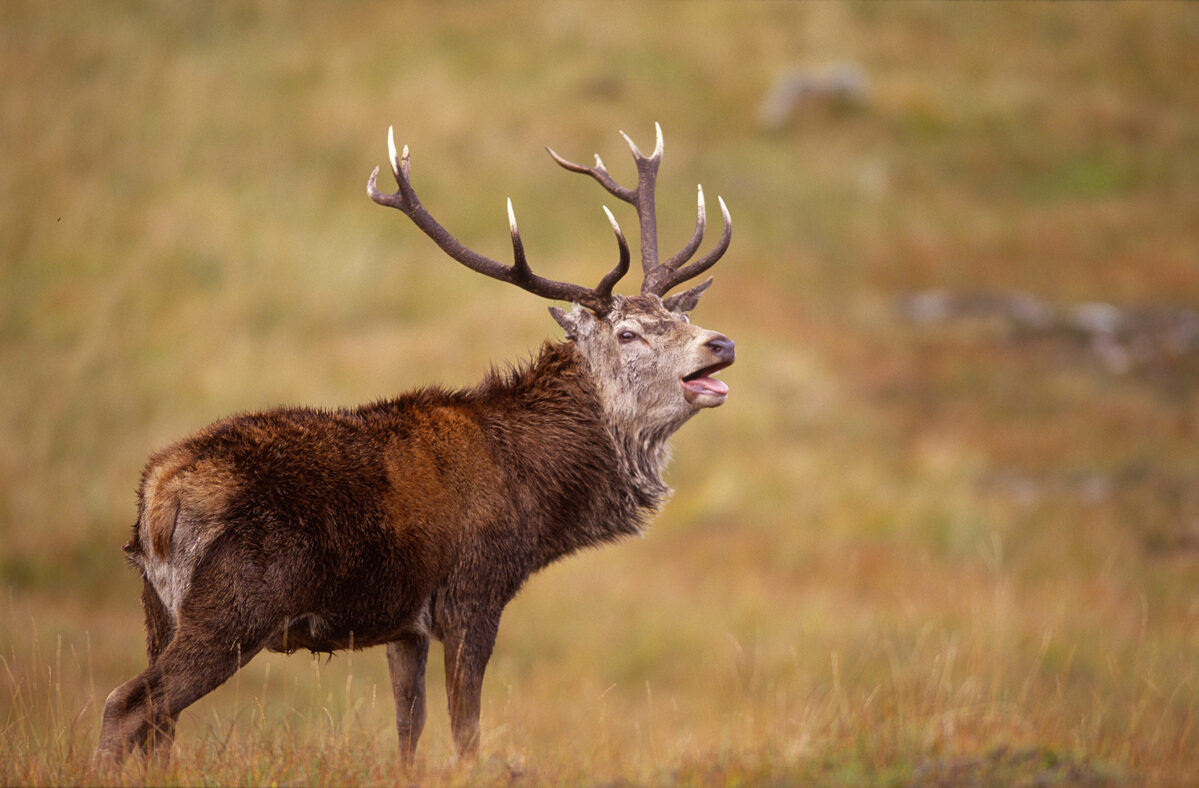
top-left (122, 490), bottom-right (181, 564)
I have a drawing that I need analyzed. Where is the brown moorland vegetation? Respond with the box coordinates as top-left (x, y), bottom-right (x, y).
top-left (3, 2), bottom-right (1198, 784)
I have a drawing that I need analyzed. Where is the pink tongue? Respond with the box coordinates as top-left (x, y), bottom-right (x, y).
top-left (684, 376), bottom-right (729, 396)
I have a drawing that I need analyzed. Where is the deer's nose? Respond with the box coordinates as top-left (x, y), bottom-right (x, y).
top-left (705, 334), bottom-right (736, 363)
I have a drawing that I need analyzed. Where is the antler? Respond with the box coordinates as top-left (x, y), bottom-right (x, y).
top-left (545, 122), bottom-right (732, 301)
top-left (368, 126), bottom-right (629, 314)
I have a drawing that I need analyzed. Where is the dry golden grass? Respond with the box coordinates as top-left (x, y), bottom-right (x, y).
top-left (4, 1), bottom-right (1199, 784)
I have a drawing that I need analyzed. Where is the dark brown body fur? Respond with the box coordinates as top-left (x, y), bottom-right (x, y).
top-left (99, 341), bottom-right (664, 762)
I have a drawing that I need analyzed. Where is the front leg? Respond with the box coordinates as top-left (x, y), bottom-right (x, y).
top-left (385, 634), bottom-right (429, 766)
top-left (442, 615), bottom-right (499, 761)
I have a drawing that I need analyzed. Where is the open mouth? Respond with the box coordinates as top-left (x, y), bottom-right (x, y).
top-left (681, 361), bottom-right (732, 401)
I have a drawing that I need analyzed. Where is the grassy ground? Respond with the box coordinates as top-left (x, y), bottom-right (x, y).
top-left (3, 1), bottom-right (1199, 784)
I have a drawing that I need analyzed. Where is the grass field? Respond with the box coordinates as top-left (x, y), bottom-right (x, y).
top-left (3, 2), bottom-right (1199, 784)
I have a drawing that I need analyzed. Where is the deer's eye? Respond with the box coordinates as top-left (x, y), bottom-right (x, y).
top-left (617, 329), bottom-right (640, 344)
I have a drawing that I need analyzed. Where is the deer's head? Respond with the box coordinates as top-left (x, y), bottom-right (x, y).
top-left (368, 124), bottom-right (735, 431)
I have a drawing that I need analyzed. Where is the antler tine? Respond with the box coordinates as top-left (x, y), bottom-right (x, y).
top-left (644, 195), bottom-right (732, 297)
top-left (595, 205), bottom-right (631, 300)
top-left (506, 198), bottom-right (532, 280)
top-left (387, 125), bottom-right (407, 182)
top-left (662, 184), bottom-right (708, 271)
top-left (545, 148), bottom-right (635, 203)
top-left (369, 127), bottom-right (626, 314)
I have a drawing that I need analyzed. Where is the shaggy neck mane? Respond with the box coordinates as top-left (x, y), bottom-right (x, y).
top-left (470, 341), bottom-right (674, 556)
top-left (486, 341), bottom-right (673, 493)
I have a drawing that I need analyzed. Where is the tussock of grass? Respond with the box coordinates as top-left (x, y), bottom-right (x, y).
top-left (4, 1), bottom-right (1199, 784)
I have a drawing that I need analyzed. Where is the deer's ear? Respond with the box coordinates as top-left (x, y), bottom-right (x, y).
top-left (550, 303), bottom-right (600, 340)
top-left (662, 277), bottom-right (714, 314)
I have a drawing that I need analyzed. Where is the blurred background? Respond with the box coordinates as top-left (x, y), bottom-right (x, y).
top-left (2, 2), bottom-right (1197, 784)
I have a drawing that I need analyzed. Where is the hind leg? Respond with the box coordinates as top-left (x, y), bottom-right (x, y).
top-left (97, 577), bottom-right (180, 761)
top-left (96, 617), bottom-right (270, 763)
top-left (96, 578), bottom-right (177, 762)
top-left (138, 579), bottom-right (179, 762)
top-left (97, 545), bottom-right (281, 765)
top-left (97, 620), bottom-right (273, 762)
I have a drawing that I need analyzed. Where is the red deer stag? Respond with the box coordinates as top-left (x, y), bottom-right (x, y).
top-left (96, 124), bottom-right (734, 765)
